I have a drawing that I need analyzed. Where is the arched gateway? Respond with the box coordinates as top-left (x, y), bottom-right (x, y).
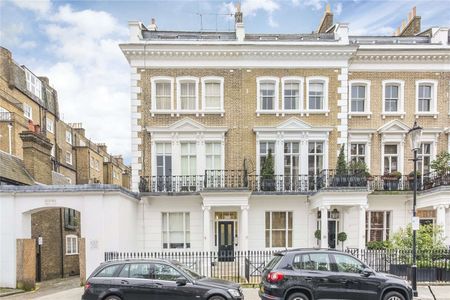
top-left (0, 185), bottom-right (139, 289)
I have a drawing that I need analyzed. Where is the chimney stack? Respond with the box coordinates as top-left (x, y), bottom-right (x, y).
top-left (317, 4), bottom-right (334, 33)
top-left (396, 7), bottom-right (421, 36)
top-left (20, 131), bottom-right (53, 185)
top-left (235, 2), bottom-right (245, 42)
top-left (149, 18), bottom-right (158, 31)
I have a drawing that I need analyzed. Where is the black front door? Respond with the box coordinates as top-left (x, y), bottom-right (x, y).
top-left (218, 221), bottom-right (234, 262)
top-left (328, 220), bottom-right (337, 249)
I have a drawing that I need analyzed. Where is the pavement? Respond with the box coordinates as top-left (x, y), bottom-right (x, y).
top-left (2, 278), bottom-right (450, 300)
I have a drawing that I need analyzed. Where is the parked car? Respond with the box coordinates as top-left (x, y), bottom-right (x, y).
top-left (259, 248), bottom-right (413, 300)
top-left (82, 259), bottom-right (244, 300)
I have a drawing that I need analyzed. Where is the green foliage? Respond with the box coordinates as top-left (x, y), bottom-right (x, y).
top-left (314, 229), bottom-right (321, 240)
top-left (408, 171), bottom-right (421, 178)
top-left (389, 224), bottom-right (446, 252)
top-left (261, 149), bottom-right (274, 180)
top-left (337, 232), bottom-right (347, 242)
top-left (431, 151), bottom-right (450, 176)
top-left (336, 145), bottom-right (348, 175)
top-left (367, 240), bottom-right (391, 250)
top-left (349, 160), bottom-right (371, 177)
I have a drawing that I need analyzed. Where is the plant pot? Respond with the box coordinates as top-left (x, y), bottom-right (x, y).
top-left (408, 177), bottom-right (422, 190)
top-left (382, 178), bottom-right (400, 191)
top-left (332, 175), bottom-right (349, 187)
top-left (261, 178), bottom-right (276, 191)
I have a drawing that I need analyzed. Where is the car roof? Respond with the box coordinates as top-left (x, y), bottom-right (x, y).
top-left (102, 258), bottom-right (177, 265)
top-left (275, 248), bottom-right (344, 255)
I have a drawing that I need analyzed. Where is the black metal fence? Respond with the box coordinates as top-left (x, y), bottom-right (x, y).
top-left (105, 249), bottom-right (450, 283)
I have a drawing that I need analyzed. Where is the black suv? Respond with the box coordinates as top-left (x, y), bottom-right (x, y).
top-left (82, 259), bottom-right (244, 300)
top-left (259, 249), bottom-right (413, 300)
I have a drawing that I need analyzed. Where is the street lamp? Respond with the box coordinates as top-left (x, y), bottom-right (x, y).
top-left (408, 121), bottom-right (422, 297)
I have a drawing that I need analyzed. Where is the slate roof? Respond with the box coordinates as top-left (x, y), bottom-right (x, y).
top-left (0, 151), bottom-right (35, 185)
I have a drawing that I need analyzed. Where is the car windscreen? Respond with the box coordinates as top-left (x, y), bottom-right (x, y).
top-left (264, 254), bottom-right (284, 271)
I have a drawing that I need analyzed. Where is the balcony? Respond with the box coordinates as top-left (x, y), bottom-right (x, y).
top-left (0, 112), bottom-right (12, 121)
top-left (139, 169), bottom-right (450, 194)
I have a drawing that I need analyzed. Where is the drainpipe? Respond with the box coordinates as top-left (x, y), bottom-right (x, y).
top-left (7, 122), bottom-right (12, 154)
top-left (60, 208), bottom-right (65, 278)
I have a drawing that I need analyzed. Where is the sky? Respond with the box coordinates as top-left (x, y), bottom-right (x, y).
top-left (0, 0), bottom-right (449, 164)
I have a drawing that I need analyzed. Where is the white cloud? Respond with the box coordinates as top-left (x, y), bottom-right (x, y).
top-left (302, 0), bottom-right (323, 11)
top-left (334, 3), bottom-right (343, 16)
top-left (32, 4), bottom-right (131, 161)
top-left (9, 0), bottom-right (51, 15)
top-left (0, 23), bottom-right (37, 49)
top-left (241, 0), bottom-right (280, 16)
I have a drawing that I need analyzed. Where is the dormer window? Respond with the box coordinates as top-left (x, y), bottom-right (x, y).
top-left (24, 68), bottom-right (42, 99)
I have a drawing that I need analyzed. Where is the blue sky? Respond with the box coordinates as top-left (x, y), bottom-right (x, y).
top-left (0, 0), bottom-right (449, 163)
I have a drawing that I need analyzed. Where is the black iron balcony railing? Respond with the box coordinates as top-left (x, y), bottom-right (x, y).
top-left (138, 170), bottom-right (450, 193)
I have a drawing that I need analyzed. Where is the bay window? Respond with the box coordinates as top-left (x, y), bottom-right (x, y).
top-left (162, 212), bottom-right (190, 249)
top-left (265, 211), bottom-right (293, 248)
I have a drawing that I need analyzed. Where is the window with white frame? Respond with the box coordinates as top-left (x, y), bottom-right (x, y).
top-left (349, 81), bottom-right (370, 113)
top-left (416, 81), bottom-right (437, 115)
top-left (284, 142), bottom-right (300, 177)
top-left (162, 212), bottom-right (190, 249)
top-left (350, 143), bottom-right (366, 164)
top-left (307, 77), bottom-right (328, 112)
top-left (257, 77), bottom-right (278, 112)
top-left (156, 143), bottom-right (172, 177)
top-left (202, 77), bottom-right (223, 111)
top-left (65, 235), bottom-right (79, 255)
top-left (23, 103), bottom-right (32, 120)
top-left (25, 68), bottom-right (42, 99)
top-left (154, 81), bottom-right (172, 110)
top-left (46, 117), bottom-right (54, 133)
top-left (308, 142), bottom-right (324, 176)
top-left (265, 211), bottom-right (293, 248)
top-left (383, 144), bottom-right (398, 174)
top-left (366, 211), bottom-right (391, 242)
top-left (282, 77), bottom-right (302, 111)
top-left (177, 78), bottom-right (198, 111)
top-left (65, 130), bottom-right (72, 144)
top-left (206, 142), bottom-right (222, 170)
top-left (383, 81), bottom-right (404, 113)
top-left (418, 143), bottom-right (432, 175)
top-left (65, 151), bottom-right (73, 165)
top-left (259, 141), bottom-right (275, 173)
top-left (181, 142), bottom-right (196, 175)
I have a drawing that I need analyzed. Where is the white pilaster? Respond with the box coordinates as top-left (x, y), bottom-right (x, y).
top-left (7, 123), bottom-right (12, 155)
top-left (202, 205), bottom-right (211, 252)
top-left (240, 205), bottom-right (249, 252)
top-left (275, 132), bottom-right (284, 175)
top-left (358, 205), bottom-right (367, 249)
top-left (130, 67), bottom-right (142, 192)
top-left (435, 205), bottom-right (448, 242)
top-left (337, 67), bottom-right (349, 152)
top-left (320, 206), bottom-right (329, 249)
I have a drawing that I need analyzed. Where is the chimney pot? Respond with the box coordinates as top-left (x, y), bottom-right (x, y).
top-left (149, 18), bottom-right (157, 31)
top-left (412, 6), bottom-right (416, 16)
top-left (326, 3), bottom-right (331, 13)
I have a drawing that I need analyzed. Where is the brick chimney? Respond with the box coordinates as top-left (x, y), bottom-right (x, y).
top-left (396, 7), bottom-right (421, 36)
top-left (317, 4), bottom-right (334, 33)
top-left (235, 2), bottom-right (245, 42)
top-left (98, 143), bottom-right (108, 153)
top-left (19, 131), bottom-right (53, 185)
top-left (113, 155), bottom-right (124, 164)
top-left (0, 47), bottom-right (15, 88)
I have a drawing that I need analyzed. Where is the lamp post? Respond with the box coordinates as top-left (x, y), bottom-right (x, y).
top-left (408, 121), bottom-right (422, 297)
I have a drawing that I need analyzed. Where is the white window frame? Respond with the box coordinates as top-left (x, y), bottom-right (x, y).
top-left (65, 235), bottom-right (79, 255)
top-left (281, 76), bottom-right (303, 114)
top-left (382, 80), bottom-right (405, 118)
top-left (46, 117), bottom-right (54, 133)
top-left (256, 76), bottom-right (279, 115)
top-left (24, 68), bottom-right (42, 99)
top-left (349, 143), bottom-right (367, 164)
top-left (415, 80), bottom-right (438, 118)
top-left (306, 76), bottom-right (329, 115)
top-left (265, 211), bottom-right (293, 249)
top-left (366, 211), bottom-right (391, 243)
top-left (65, 130), bottom-right (72, 144)
top-left (180, 142), bottom-right (197, 176)
top-left (23, 103), bottom-right (32, 120)
top-left (151, 76), bottom-right (174, 115)
top-left (382, 144), bottom-right (400, 174)
top-left (201, 76), bottom-right (224, 115)
top-left (65, 151), bottom-right (73, 165)
top-left (348, 80), bottom-right (371, 118)
top-left (205, 142), bottom-right (223, 170)
top-left (162, 212), bottom-right (190, 249)
top-left (176, 76), bottom-right (199, 115)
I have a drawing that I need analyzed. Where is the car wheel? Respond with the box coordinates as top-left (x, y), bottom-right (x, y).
top-left (208, 296), bottom-right (226, 300)
top-left (288, 292), bottom-right (310, 300)
top-left (104, 295), bottom-right (122, 300)
top-left (383, 291), bottom-right (405, 300)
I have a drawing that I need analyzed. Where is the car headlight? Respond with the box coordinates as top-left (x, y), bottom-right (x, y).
top-left (228, 289), bottom-right (241, 298)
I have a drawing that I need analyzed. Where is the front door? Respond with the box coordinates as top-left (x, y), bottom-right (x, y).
top-left (218, 221), bottom-right (234, 262)
top-left (328, 220), bottom-right (337, 249)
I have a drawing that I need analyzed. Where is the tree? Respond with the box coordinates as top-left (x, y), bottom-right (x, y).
top-left (431, 151), bottom-right (450, 176)
top-left (336, 145), bottom-right (347, 176)
top-left (390, 224), bottom-right (446, 252)
top-left (337, 232), bottom-right (347, 251)
top-left (261, 149), bottom-right (275, 180)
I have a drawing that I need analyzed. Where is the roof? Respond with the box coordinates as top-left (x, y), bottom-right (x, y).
top-left (0, 151), bottom-right (35, 185)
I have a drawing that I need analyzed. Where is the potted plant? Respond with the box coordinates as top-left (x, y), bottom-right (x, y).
top-left (348, 160), bottom-right (371, 186)
top-left (261, 149), bottom-right (275, 191)
top-left (407, 171), bottom-right (422, 190)
top-left (333, 145), bottom-right (349, 187)
top-left (431, 151), bottom-right (450, 186)
top-left (382, 171), bottom-right (402, 190)
top-left (337, 232), bottom-right (347, 251)
top-left (314, 229), bottom-right (321, 246)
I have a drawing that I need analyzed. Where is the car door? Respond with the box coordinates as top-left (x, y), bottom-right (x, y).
top-left (147, 263), bottom-right (197, 300)
top-left (292, 252), bottom-right (343, 300)
top-left (118, 263), bottom-right (159, 300)
top-left (331, 253), bottom-right (380, 300)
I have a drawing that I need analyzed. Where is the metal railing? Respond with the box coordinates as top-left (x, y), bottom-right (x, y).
top-left (105, 249), bottom-right (450, 283)
top-left (138, 169), bottom-right (450, 193)
top-left (0, 111), bottom-right (12, 121)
